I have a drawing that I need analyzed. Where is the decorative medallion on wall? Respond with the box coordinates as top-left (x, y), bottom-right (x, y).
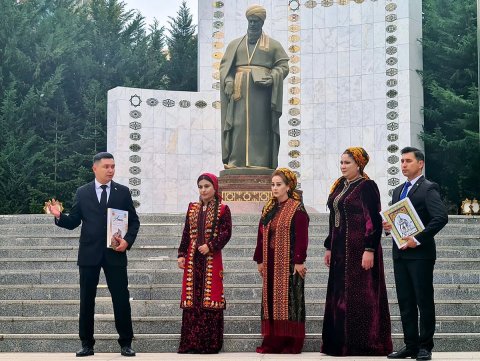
top-left (305, 1), bottom-right (318, 8)
top-left (130, 189), bottom-right (140, 197)
top-left (287, 3), bottom-right (302, 186)
top-left (129, 144), bottom-right (141, 152)
top-left (195, 100), bottom-right (207, 109)
top-left (129, 166), bottom-right (141, 175)
top-left (388, 155), bottom-right (399, 164)
top-left (388, 178), bottom-right (400, 187)
top-left (179, 100), bottom-right (191, 108)
top-left (129, 110), bottom-right (142, 119)
top-left (385, 1), bottom-right (400, 199)
top-left (387, 166), bottom-right (399, 175)
top-left (146, 98), bottom-right (159, 106)
top-left (129, 121), bottom-right (141, 130)
top-left (129, 94), bottom-right (141, 107)
top-left (289, 150), bottom-right (301, 158)
top-left (132, 200), bottom-right (140, 208)
top-left (130, 133), bottom-right (141, 141)
top-left (211, 1), bottom-right (225, 98)
top-left (288, 160), bottom-right (300, 169)
top-left (129, 94), bottom-right (143, 209)
top-left (129, 178), bottom-right (141, 186)
top-left (162, 99), bottom-right (175, 107)
top-left (288, 118), bottom-right (301, 126)
top-left (130, 155), bottom-right (141, 163)
top-left (288, 129), bottom-right (301, 137)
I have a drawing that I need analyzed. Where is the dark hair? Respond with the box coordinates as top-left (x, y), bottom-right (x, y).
top-left (93, 152), bottom-right (114, 164)
top-left (401, 147), bottom-right (424, 161)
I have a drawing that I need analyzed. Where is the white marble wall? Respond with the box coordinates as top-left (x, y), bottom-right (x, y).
top-left (108, 0), bottom-right (423, 213)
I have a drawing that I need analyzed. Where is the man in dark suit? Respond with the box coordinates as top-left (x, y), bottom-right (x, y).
top-left (384, 147), bottom-right (448, 361)
top-left (48, 152), bottom-right (140, 357)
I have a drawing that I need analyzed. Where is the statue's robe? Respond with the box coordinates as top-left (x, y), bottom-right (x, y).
top-left (220, 34), bottom-right (289, 169)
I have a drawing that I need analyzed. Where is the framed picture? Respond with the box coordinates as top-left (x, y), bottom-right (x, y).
top-left (381, 198), bottom-right (425, 249)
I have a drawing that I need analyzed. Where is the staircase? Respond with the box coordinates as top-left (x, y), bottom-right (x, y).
top-left (0, 214), bottom-right (479, 352)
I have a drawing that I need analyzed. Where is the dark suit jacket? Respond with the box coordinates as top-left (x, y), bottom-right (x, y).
top-left (391, 176), bottom-right (448, 260)
top-left (56, 180), bottom-right (140, 266)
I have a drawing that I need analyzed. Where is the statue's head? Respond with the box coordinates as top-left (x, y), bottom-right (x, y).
top-left (246, 5), bottom-right (266, 41)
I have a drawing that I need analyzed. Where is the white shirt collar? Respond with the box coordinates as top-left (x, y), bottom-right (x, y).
top-left (407, 174), bottom-right (423, 186)
top-left (95, 179), bottom-right (111, 189)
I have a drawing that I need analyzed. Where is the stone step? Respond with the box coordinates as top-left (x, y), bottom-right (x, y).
top-left (0, 332), bottom-right (478, 352)
top-left (1, 214), bottom-right (477, 225)
top-left (2, 235), bottom-right (478, 248)
top-left (0, 223), bottom-right (479, 237)
top-left (1, 284), bottom-right (478, 301)
top-left (0, 299), bottom-right (477, 318)
top-left (2, 245), bottom-right (480, 259)
top-left (1, 257), bottom-right (478, 271)
top-left (2, 315), bottom-right (480, 334)
top-left (1, 269), bottom-right (478, 286)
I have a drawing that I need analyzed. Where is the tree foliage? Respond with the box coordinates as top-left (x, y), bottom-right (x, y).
top-left (0, 0), bottom-right (196, 213)
top-left (422, 0), bottom-right (480, 212)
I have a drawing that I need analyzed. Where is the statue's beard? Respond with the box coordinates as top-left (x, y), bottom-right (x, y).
top-left (247, 29), bottom-right (262, 43)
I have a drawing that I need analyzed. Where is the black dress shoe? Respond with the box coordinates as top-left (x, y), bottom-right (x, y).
top-left (416, 348), bottom-right (432, 360)
top-left (121, 346), bottom-right (136, 357)
top-left (76, 346), bottom-right (94, 357)
top-left (387, 346), bottom-right (418, 359)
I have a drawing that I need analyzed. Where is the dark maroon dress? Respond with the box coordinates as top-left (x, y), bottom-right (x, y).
top-left (177, 204), bottom-right (232, 353)
top-left (322, 178), bottom-right (393, 356)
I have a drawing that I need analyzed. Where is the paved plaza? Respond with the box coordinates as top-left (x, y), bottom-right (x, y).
top-left (0, 353), bottom-right (479, 361)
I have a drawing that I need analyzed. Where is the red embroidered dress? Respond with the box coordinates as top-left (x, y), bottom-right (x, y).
top-left (253, 198), bottom-right (309, 353)
top-left (178, 201), bottom-right (232, 353)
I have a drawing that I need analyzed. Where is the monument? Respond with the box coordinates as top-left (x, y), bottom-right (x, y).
top-left (107, 0), bottom-right (423, 213)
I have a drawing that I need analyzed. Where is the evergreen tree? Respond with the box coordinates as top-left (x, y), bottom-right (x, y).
top-left (422, 0), bottom-right (480, 211)
top-left (166, 1), bottom-right (198, 91)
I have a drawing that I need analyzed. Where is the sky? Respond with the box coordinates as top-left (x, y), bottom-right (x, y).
top-left (123, 0), bottom-right (198, 31)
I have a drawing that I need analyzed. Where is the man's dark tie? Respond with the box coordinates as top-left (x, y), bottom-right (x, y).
top-left (100, 185), bottom-right (108, 208)
top-left (399, 181), bottom-right (411, 200)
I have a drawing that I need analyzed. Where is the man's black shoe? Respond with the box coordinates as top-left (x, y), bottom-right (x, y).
top-left (121, 346), bottom-right (136, 357)
top-left (76, 346), bottom-right (94, 357)
top-left (416, 348), bottom-right (432, 360)
top-left (387, 346), bottom-right (418, 359)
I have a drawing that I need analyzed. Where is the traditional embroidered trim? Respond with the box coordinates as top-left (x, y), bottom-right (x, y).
top-left (181, 202), bottom-right (225, 309)
top-left (262, 198), bottom-right (301, 321)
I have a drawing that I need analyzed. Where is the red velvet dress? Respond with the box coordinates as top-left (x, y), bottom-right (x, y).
top-left (254, 200), bottom-right (309, 353)
top-left (178, 203), bottom-right (232, 353)
top-left (322, 178), bottom-right (393, 356)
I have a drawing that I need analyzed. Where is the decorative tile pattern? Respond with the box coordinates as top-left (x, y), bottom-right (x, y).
top-left (129, 155), bottom-right (141, 163)
top-left (129, 178), bottom-right (141, 186)
top-left (129, 144), bottom-right (141, 152)
top-left (385, 1), bottom-right (400, 197)
top-left (129, 121), bottom-right (142, 130)
top-left (130, 133), bottom-right (141, 141)
top-left (129, 94), bottom-right (141, 107)
top-left (195, 100), bottom-right (207, 109)
top-left (129, 110), bottom-right (142, 119)
top-left (179, 100), bottom-right (191, 108)
top-left (287, 3), bottom-right (302, 179)
top-left (129, 166), bottom-right (141, 175)
top-left (162, 99), bottom-right (175, 107)
top-left (146, 98), bottom-right (159, 106)
top-left (130, 189), bottom-right (140, 197)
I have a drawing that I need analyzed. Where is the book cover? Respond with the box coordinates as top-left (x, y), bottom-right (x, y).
top-left (107, 208), bottom-right (128, 250)
top-left (381, 198), bottom-right (425, 249)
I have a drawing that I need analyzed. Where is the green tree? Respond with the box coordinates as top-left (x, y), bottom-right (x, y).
top-left (0, 0), bottom-right (170, 213)
top-left (166, 0), bottom-right (198, 91)
top-left (422, 0), bottom-right (480, 212)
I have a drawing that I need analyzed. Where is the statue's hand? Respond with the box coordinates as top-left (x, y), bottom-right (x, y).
top-left (224, 81), bottom-right (234, 97)
top-left (257, 75), bottom-right (273, 87)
